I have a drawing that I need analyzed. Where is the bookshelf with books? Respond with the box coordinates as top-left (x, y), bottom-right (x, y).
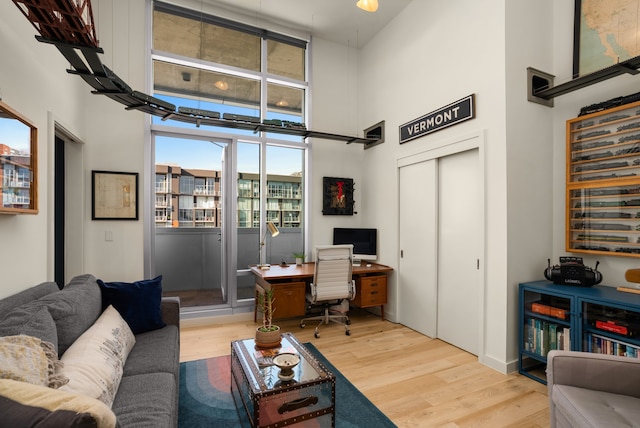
top-left (519, 283), bottom-right (574, 384)
top-left (582, 300), bottom-right (640, 358)
top-left (520, 280), bottom-right (640, 384)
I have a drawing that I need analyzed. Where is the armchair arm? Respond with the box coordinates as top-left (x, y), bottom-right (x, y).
top-left (547, 350), bottom-right (640, 399)
top-left (161, 296), bottom-right (181, 329)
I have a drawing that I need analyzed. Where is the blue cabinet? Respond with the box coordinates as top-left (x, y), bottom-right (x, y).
top-left (519, 281), bottom-right (640, 384)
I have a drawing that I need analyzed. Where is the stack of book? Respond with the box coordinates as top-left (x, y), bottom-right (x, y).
top-left (525, 318), bottom-right (571, 356)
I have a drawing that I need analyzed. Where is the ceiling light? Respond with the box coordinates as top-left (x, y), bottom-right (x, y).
top-left (356, 0), bottom-right (378, 12)
top-left (276, 100), bottom-right (289, 107)
top-left (214, 80), bottom-right (229, 91)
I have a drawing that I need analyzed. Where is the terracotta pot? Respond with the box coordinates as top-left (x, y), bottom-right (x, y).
top-left (255, 325), bottom-right (281, 348)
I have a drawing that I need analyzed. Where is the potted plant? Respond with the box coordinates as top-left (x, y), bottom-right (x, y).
top-left (293, 252), bottom-right (305, 266)
top-left (255, 288), bottom-right (281, 348)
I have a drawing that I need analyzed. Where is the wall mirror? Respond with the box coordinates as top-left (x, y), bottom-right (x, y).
top-left (0, 100), bottom-right (38, 214)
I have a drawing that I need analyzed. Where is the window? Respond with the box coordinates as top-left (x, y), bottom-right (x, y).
top-left (179, 176), bottom-right (194, 194)
top-left (151, 1), bottom-right (309, 309)
top-left (151, 2), bottom-right (307, 138)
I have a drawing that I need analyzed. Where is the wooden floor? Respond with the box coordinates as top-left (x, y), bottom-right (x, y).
top-left (180, 309), bottom-right (550, 428)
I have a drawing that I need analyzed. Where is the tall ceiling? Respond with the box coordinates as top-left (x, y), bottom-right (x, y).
top-left (201, 0), bottom-right (412, 48)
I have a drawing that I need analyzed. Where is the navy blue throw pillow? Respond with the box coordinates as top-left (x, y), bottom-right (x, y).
top-left (97, 276), bottom-right (165, 334)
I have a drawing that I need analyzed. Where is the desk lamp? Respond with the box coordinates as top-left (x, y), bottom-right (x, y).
top-left (257, 221), bottom-right (280, 270)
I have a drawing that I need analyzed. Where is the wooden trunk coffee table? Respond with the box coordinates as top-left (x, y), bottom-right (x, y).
top-left (230, 332), bottom-right (336, 427)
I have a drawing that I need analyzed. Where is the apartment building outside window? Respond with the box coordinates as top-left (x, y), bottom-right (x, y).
top-left (155, 165), bottom-right (302, 229)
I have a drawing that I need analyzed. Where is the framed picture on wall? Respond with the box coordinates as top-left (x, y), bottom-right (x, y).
top-left (322, 177), bottom-right (354, 215)
top-left (573, 0), bottom-right (640, 77)
top-left (92, 170), bottom-right (139, 220)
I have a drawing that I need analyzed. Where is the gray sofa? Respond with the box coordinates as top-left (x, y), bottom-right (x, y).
top-left (0, 274), bottom-right (180, 427)
top-left (546, 350), bottom-right (640, 428)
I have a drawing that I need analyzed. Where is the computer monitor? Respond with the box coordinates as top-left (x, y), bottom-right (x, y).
top-left (332, 228), bottom-right (377, 262)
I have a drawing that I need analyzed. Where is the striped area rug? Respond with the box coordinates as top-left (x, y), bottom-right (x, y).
top-left (178, 342), bottom-right (396, 427)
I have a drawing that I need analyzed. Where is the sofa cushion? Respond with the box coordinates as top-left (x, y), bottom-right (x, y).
top-left (0, 335), bottom-right (67, 388)
top-left (41, 274), bottom-right (103, 355)
top-left (0, 378), bottom-right (116, 428)
top-left (553, 384), bottom-right (640, 428)
top-left (123, 325), bottom-right (179, 378)
top-left (112, 372), bottom-right (176, 428)
top-left (97, 276), bottom-right (166, 334)
top-left (59, 305), bottom-right (135, 408)
top-left (0, 281), bottom-right (59, 316)
top-left (0, 306), bottom-right (58, 351)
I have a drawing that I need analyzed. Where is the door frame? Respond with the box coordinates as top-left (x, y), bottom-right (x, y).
top-left (396, 130), bottom-right (487, 363)
top-left (147, 129), bottom-right (237, 316)
top-left (49, 113), bottom-right (85, 286)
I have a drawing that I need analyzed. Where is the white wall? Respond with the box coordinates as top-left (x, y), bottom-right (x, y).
top-left (79, 0), bottom-right (148, 282)
top-left (0, 1), bottom-right (86, 296)
top-left (356, 0), bottom-right (511, 370)
top-left (309, 38), bottom-right (367, 252)
top-left (504, 1), bottom-right (555, 369)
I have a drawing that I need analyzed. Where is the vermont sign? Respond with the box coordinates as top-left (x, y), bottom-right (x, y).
top-left (399, 94), bottom-right (475, 144)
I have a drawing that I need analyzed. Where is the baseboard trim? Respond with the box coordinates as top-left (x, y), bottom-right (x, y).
top-left (181, 309), bottom-right (253, 328)
top-left (480, 354), bottom-right (519, 375)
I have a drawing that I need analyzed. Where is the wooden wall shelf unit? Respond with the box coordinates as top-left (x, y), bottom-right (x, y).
top-left (519, 281), bottom-right (640, 384)
top-left (566, 100), bottom-right (640, 258)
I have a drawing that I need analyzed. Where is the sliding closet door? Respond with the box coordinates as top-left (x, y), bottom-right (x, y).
top-left (398, 136), bottom-right (483, 355)
top-left (398, 159), bottom-right (438, 337)
top-left (436, 148), bottom-right (481, 355)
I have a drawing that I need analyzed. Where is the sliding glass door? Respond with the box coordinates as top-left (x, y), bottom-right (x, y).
top-left (151, 133), bottom-right (305, 312)
top-left (153, 133), bottom-right (229, 308)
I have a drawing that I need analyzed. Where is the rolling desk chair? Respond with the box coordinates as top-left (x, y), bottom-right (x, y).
top-left (300, 245), bottom-right (356, 338)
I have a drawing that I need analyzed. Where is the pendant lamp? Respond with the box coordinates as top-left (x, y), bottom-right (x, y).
top-left (356, 0), bottom-right (378, 12)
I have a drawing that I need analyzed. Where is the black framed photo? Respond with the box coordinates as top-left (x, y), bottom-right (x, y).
top-left (322, 177), bottom-right (354, 215)
top-left (92, 170), bottom-right (139, 220)
top-left (573, 0), bottom-right (640, 78)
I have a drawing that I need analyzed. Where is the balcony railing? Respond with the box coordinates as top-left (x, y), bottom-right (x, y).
top-left (194, 186), bottom-right (218, 195)
top-left (3, 195), bottom-right (30, 204)
top-left (2, 180), bottom-right (30, 188)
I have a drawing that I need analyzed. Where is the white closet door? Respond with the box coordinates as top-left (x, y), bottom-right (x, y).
top-left (398, 159), bottom-right (438, 337)
top-left (436, 148), bottom-right (480, 355)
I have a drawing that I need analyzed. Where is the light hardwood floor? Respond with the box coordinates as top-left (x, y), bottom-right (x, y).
top-left (180, 309), bottom-right (550, 428)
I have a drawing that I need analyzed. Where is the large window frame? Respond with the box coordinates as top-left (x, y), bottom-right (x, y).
top-left (145, 1), bottom-right (311, 316)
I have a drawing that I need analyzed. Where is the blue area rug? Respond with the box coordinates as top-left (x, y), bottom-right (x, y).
top-left (178, 342), bottom-right (396, 427)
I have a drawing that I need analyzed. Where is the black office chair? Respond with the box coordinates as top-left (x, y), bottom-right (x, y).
top-left (300, 245), bottom-right (356, 338)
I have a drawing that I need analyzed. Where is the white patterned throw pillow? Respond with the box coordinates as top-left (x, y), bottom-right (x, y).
top-left (58, 305), bottom-right (136, 407)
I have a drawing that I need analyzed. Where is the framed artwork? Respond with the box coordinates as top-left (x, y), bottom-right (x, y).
top-left (322, 177), bottom-right (354, 215)
top-left (92, 170), bottom-right (138, 220)
top-left (573, 0), bottom-right (640, 77)
top-left (0, 100), bottom-right (38, 214)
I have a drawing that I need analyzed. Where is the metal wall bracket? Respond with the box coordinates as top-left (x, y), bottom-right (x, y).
top-left (527, 67), bottom-right (554, 107)
top-left (362, 120), bottom-right (385, 149)
top-left (527, 55), bottom-right (640, 106)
